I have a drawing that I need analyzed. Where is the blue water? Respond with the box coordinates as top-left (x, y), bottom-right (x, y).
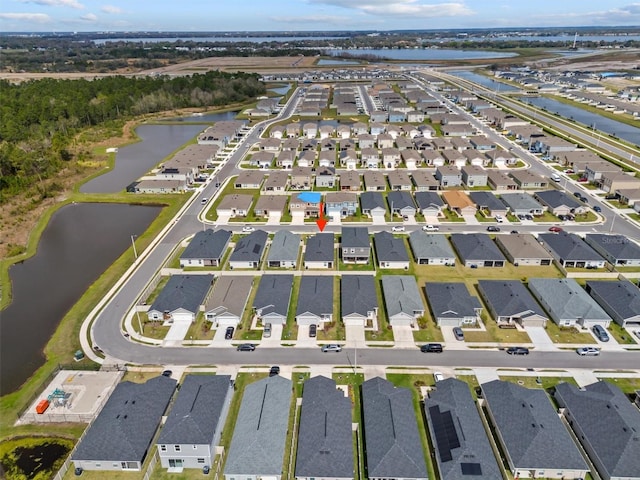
top-left (423, 34), bottom-right (640, 43)
top-left (450, 71), bottom-right (521, 92)
top-left (325, 48), bottom-right (517, 60)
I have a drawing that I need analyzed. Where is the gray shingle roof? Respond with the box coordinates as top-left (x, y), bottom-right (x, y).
top-left (414, 191), bottom-right (444, 211)
top-left (387, 191), bottom-right (416, 210)
top-left (266, 230), bottom-right (300, 263)
top-left (229, 229), bottom-right (268, 263)
top-left (149, 274), bottom-right (214, 315)
top-left (424, 282), bottom-right (481, 318)
top-left (425, 378), bottom-right (501, 480)
top-left (528, 278), bottom-right (611, 322)
top-left (204, 276), bottom-right (252, 318)
top-left (554, 381), bottom-right (640, 479)
top-left (585, 234), bottom-right (640, 261)
top-left (157, 375), bottom-right (231, 445)
top-left (361, 377), bottom-right (428, 479)
top-left (478, 280), bottom-right (546, 319)
top-left (180, 229), bottom-right (231, 261)
top-left (534, 190), bottom-right (581, 209)
top-left (468, 191), bottom-right (505, 211)
top-left (224, 375), bottom-right (292, 476)
top-left (341, 275), bottom-right (378, 317)
top-left (295, 376), bottom-right (354, 478)
top-left (341, 226), bottom-right (369, 248)
top-left (481, 380), bottom-right (588, 472)
top-left (381, 275), bottom-right (424, 318)
top-left (360, 191), bottom-right (386, 211)
top-left (296, 276), bottom-right (333, 317)
top-left (304, 232), bottom-right (334, 262)
top-left (500, 192), bottom-right (544, 211)
top-left (409, 231), bottom-right (456, 261)
top-left (539, 232), bottom-right (605, 262)
top-left (253, 274), bottom-right (293, 317)
top-left (374, 231), bottom-right (409, 263)
top-left (72, 376), bottom-right (176, 463)
top-left (450, 234), bottom-right (506, 262)
top-left (586, 279), bottom-right (640, 323)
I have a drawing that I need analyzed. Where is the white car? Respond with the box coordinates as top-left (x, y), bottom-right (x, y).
top-left (433, 371), bottom-right (444, 382)
top-left (391, 225), bottom-right (405, 232)
top-left (576, 347), bottom-right (600, 356)
top-left (241, 226), bottom-right (255, 233)
top-left (422, 225), bottom-right (439, 232)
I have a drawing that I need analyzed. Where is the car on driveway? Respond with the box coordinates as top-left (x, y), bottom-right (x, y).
top-left (433, 371), bottom-right (445, 382)
top-left (391, 225), bottom-right (405, 232)
top-left (592, 324), bottom-right (610, 342)
top-left (486, 226), bottom-right (501, 232)
top-left (506, 346), bottom-right (530, 355)
top-left (576, 346), bottom-right (600, 356)
top-left (422, 225), bottom-right (439, 232)
top-left (162, 370), bottom-right (172, 377)
top-left (453, 327), bottom-right (465, 341)
top-left (269, 365), bottom-right (280, 377)
top-left (225, 326), bottom-right (234, 340)
top-left (321, 344), bottom-right (342, 353)
top-left (242, 226), bottom-right (255, 233)
top-left (309, 324), bottom-right (317, 337)
top-left (420, 343), bottom-right (443, 353)
top-left (236, 343), bottom-right (256, 351)
top-left (548, 226), bottom-right (563, 233)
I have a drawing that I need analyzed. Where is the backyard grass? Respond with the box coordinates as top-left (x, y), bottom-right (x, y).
top-left (598, 377), bottom-right (640, 394)
top-left (607, 322), bottom-right (637, 345)
top-left (283, 277), bottom-right (301, 342)
top-left (454, 374), bottom-right (481, 399)
top-left (235, 279), bottom-right (263, 341)
top-left (339, 259), bottom-right (375, 271)
top-left (544, 321), bottom-right (596, 344)
top-left (365, 278), bottom-right (394, 342)
top-left (497, 375), bottom-right (577, 390)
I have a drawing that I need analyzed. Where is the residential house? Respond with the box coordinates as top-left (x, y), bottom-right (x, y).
top-left (411, 170), bottom-right (440, 191)
top-left (481, 380), bottom-right (589, 480)
top-left (528, 278), bottom-right (612, 328)
top-left (531, 136), bottom-right (578, 156)
top-left (295, 276), bottom-right (334, 326)
top-left (381, 275), bottom-right (424, 326)
top-left (276, 149), bottom-right (294, 169)
top-left (180, 229), bottom-right (231, 268)
top-left (402, 150), bottom-right (422, 170)
top-left (290, 167), bottom-right (314, 190)
top-left (422, 150), bottom-right (446, 167)
top-left (468, 191), bottom-right (508, 218)
top-left (266, 230), bottom-right (300, 268)
top-left (387, 170), bottom-right (413, 191)
top-left (147, 274), bottom-right (214, 323)
top-left (254, 195), bottom-right (287, 218)
top-left (204, 276), bottom-right (253, 327)
top-left (374, 231), bottom-right (410, 269)
top-left (414, 191), bottom-right (444, 217)
top-left (387, 191), bottom-right (417, 217)
top-left (339, 170), bottom-right (361, 191)
top-left (450, 234), bottom-right (506, 268)
top-left (341, 275), bottom-right (378, 326)
top-left (509, 170), bottom-right (548, 189)
top-left (495, 234), bottom-right (553, 266)
top-left (377, 133), bottom-right (394, 149)
top-left (409, 231), bottom-right (456, 265)
top-left (315, 167), bottom-right (336, 188)
top-left (462, 149), bottom-right (489, 167)
top-left (360, 192), bottom-right (387, 219)
top-left (500, 193), bottom-right (545, 216)
top-left (318, 151), bottom-right (335, 168)
top-left (425, 378), bottom-right (502, 480)
top-left (252, 274), bottom-right (293, 325)
top-left (478, 280), bottom-right (548, 327)
top-left (285, 122), bottom-right (301, 138)
top-left (303, 122), bottom-right (318, 138)
top-left (442, 191), bottom-right (476, 217)
top-left (341, 227), bottom-right (371, 263)
top-left (585, 234), bottom-right (640, 267)
top-left (363, 171), bottom-right (387, 191)
top-left (294, 376), bottom-right (354, 480)
top-left (442, 150), bottom-right (467, 168)
top-left (130, 179), bottom-right (185, 194)
top-left (435, 165), bottom-right (463, 187)
top-left (357, 134), bottom-right (375, 149)
top-left (461, 165), bottom-right (488, 187)
top-left (229, 230), bottom-right (268, 269)
top-left (216, 194), bottom-right (254, 218)
top-left (223, 376), bottom-right (292, 480)
top-left (382, 147), bottom-right (401, 169)
top-left (599, 171), bottom-right (640, 193)
top-left (554, 381), bottom-right (640, 480)
top-left (290, 193), bottom-right (321, 219)
top-left (361, 377), bottom-right (428, 480)
top-left (585, 279), bottom-right (640, 327)
top-left (534, 190), bottom-right (585, 216)
top-left (262, 171), bottom-right (289, 194)
top-left (297, 150), bottom-right (316, 168)
top-left (538, 232), bottom-right (606, 269)
top-left (157, 375), bottom-right (232, 470)
top-left (424, 282), bottom-right (482, 327)
top-left (250, 151), bottom-right (275, 169)
top-left (361, 148), bottom-right (380, 169)
top-left (260, 138), bottom-right (281, 151)
top-left (304, 233), bottom-right (335, 269)
top-left (72, 376), bottom-right (176, 472)
top-left (584, 161), bottom-right (621, 182)
top-left (325, 192), bottom-right (358, 219)
top-left (487, 170), bottom-right (518, 191)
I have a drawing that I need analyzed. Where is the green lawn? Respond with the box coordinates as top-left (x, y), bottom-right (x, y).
top-left (574, 211), bottom-right (598, 222)
top-left (283, 277), bottom-right (301, 341)
top-left (608, 322), bottom-right (637, 345)
top-left (413, 315), bottom-right (445, 343)
top-left (462, 313), bottom-right (532, 344)
top-left (441, 208), bottom-right (465, 222)
top-left (185, 312), bottom-right (215, 341)
top-left (498, 375), bottom-right (577, 390)
top-left (544, 321), bottom-right (596, 344)
top-left (532, 211), bottom-right (559, 222)
top-left (597, 377), bottom-right (640, 394)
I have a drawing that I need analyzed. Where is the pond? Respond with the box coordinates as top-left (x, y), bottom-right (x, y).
top-left (0, 438), bottom-right (73, 480)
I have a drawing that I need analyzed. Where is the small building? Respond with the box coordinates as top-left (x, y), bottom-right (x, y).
top-left (478, 280), bottom-right (548, 327)
top-left (341, 275), bottom-right (378, 326)
top-left (147, 274), bottom-right (214, 323)
top-left (180, 229), bottom-right (231, 268)
top-left (424, 282), bottom-right (482, 327)
top-left (585, 279), bottom-right (640, 327)
top-left (584, 234), bottom-right (640, 267)
top-left (528, 278), bottom-right (612, 328)
top-left (481, 380), bottom-right (589, 480)
top-left (409, 231), bottom-right (456, 266)
top-left (461, 165), bottom-right (488, 187)
top-left (363, 170), bottom-right (387, 191)
top-left (500, 192), bottom-right (545, 216)
top-left (554, 381), bottom-right (640, 480)
top-left (509, 170), bottom-right (548, 189)
top-left (487, 170), bottom-right (518, 191)
top-left (361, 377), bottom-right (428, 480)
top-left (262, 171), bottom-right (289, 194)
top-left (534, 190), bottom-right (585, 216)
top-left (435, 165), bottom-right (463, 187)
top-left (325, 191), bottom-right (358, 219)
top-left (411, 169), bottom-right (440, 191)
top-left (538, 232), bottom-right (606, 269)
top-left (341, 227), bottom-right (370, 264)
top-left (387, 170), bottom-right (413, 191)
top-left (295, 276), bottom-right (334, 326)
top-left (468, 191), bottom-right (508, 218)
top-left (381, 275), bottom-right (424, 326)
top-left (442, 191), bottom-right (476, 217)
top-left (339, 170), bottom-right (361, 191)
top-left (252, 274), bottom-right (293, 325)
top-left (254, 195), bottom-right (288, 218)
top-left (450, 234), bottom-right (506, 268)
top-left (304, 233), bottom-right (335, 269)
top-left (223, 376), bottom-right (292, 480)
top-left (266, 230), bottom-right (300, 268)
top-left (216, 194), bottom-right (254, 218)
top-left (204, 276), bottom-right (253, 327)
top-left (414, 191), bottom-right (444, 217)
top-left (360, 191), bottom-right (387, 219)
top-left (495, 234), bottom-right (553, 266)
top-left (157, 375), bottom-right (232, 471)
top-left (374, 231), bottom-right (410, 269)
top-left (387, 191), bottom-right (417, 217)
top-left (72, 376), bottom-right (176, 472)
top-left (229, 230), bottom-right (268, 269)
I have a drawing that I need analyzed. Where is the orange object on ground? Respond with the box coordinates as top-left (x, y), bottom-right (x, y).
top-left (35, 399), bottom-right (49, 414)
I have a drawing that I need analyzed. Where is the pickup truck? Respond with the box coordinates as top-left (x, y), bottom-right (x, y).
top-left (422, 225), bottom-right (439, 232)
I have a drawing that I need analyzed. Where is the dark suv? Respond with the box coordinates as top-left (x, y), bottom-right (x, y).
top-left (269, 366), bottom-right (280, 377)
top-left (506, 346), bottom-right (529, 355)
top-left (225, 326), bottom-right (234, 340)
top-left (592, 325), bottom-right (610, 342)
top-left (420, 343), bottom-right (443, 353)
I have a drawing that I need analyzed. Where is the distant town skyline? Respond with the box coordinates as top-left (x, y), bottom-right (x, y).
top-left (1, 0), bottom-right (640, 33)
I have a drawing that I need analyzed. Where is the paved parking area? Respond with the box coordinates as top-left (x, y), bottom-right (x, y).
top-left (296, 325), bottom-right (319, 348)
top-left (260, 323), bottom-right (283, 348)
top-left (345, 324), bottom-right (365, 347)
top-left (392, 325), bottom-right (416, 349)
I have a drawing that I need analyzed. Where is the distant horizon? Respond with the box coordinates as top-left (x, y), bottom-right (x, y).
top-left (2, 1), bottom-right (640, 33)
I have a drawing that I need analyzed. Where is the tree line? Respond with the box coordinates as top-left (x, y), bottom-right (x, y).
top-left (0, 71), bottom-right (265, 199)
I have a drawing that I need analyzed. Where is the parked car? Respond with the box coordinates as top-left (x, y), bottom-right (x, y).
top-left (558, 214), bottom-right (567, 221)
top-left (604, 194), bottom-right (618, 200)
top-left (225, 326), bottom-right (234, 340)
top-left (162, 370), bottom-right (172, 377)
top-left (548, 226), bottom-right (563, 233)
top-left (433, 372), bottom-right (445, 382)
top-left (321, 344), bottom-right (342, 353)
top-left (592, 324), bottom-right (610, 342)
top-left (576, 346), bottom-right (600, 356)
top-left (486, 226), bottom-right (501, 232)
top-left (242, 226), bottom-right (255, 233)
top-left (391, 225), bottom-right (405, 232)
top-left (517, 214), bottom-right (526, 220)
top-left (263, 323), bottom-right (272, 338)
top-left (309, 324), bottom-right (317, 337)
top-left (236, 343), bottom-right (256, 351)
top-left (269, 365), bottom-right (280, 377)
top-left (506, 346), bottom-right (530, 355)
top-left (420, 343), bottom-right (443, 353)
top-left (200, 197), bottom-right (208, 204)
top-left (577, 177), bottom-right (588, 182)
top-left (580, 196), bottom-right (588, 203)
top-left (453, 327), bottom-right (465, 341)
top-left (593, 205), bottom-right (602, 212)
top-left (573, 191), bottom-right (582, 198)
top-left (524, 214), bottom-right (533, 221)
top-left (402, 215), bottom-right (409, 221)
top-left (422, 224), bottom-right (439, 232)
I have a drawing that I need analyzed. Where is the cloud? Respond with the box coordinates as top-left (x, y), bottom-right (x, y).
top-left (101, 4), bottom-right (122, 14)
top-left (527, 3), bottom-right (640, 26)
top-left (270, 14), bottom-right (353, 25)
top-left (79, 12), bottom-right (97, 21)
top-left (20, 0), bottom-right (84, 9)
top-left (0, 12), bottom-right (51, 22)
top-left (307, 0), bottom-right (473, 17)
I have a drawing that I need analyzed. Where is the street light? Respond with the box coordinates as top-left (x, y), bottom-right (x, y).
top-left (130, 234), bottom-right (138, 259)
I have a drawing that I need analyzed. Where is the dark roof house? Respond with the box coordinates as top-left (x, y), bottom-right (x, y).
top-left (478, 280), bottom-right (548, 327)
top-left (147, 274), bottom-right (214, 322)
top-left (450, 233), bottom-right (506, 268)
top-left (424, 282), bottom-right (482, 327)
top-left (180, 229), bottom-right (231, 267)
top-left (252, 274), bottom-right (293, 324)
top-left (586, 279), bottom-right (640, 327)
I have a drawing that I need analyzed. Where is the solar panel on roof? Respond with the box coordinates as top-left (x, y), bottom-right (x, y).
top-left (429, 405), bottom-right (461, 463)
top-left (461, 462), bottom-right (482, 475)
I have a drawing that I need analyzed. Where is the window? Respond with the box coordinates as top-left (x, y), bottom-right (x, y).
top-left (198, 458), bottom-right (205, 464)
top-left (160, 445), bottom-right (167, 452)
top-left (174, 445), bottom-right (181, 452)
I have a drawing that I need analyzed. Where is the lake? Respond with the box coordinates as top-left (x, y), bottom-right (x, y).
top-left (324, 48), bottom-right (518, 60)
top-left (450, 70), bottom-right (521, 92)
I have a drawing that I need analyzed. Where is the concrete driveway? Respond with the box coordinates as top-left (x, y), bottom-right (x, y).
top-left (525, 326), bottom-right (555, 351)
top-left (260, 324), bottom-right (283, 348)
top-left (392, 325), bottom-right (417, 349)
top-left (296, 325), bottom-right (318, 348)
top-left (345, 324), bottom-right (365, 348)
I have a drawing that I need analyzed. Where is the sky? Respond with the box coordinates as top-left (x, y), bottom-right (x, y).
top-left (1, 0), bottom-right (640, 33)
